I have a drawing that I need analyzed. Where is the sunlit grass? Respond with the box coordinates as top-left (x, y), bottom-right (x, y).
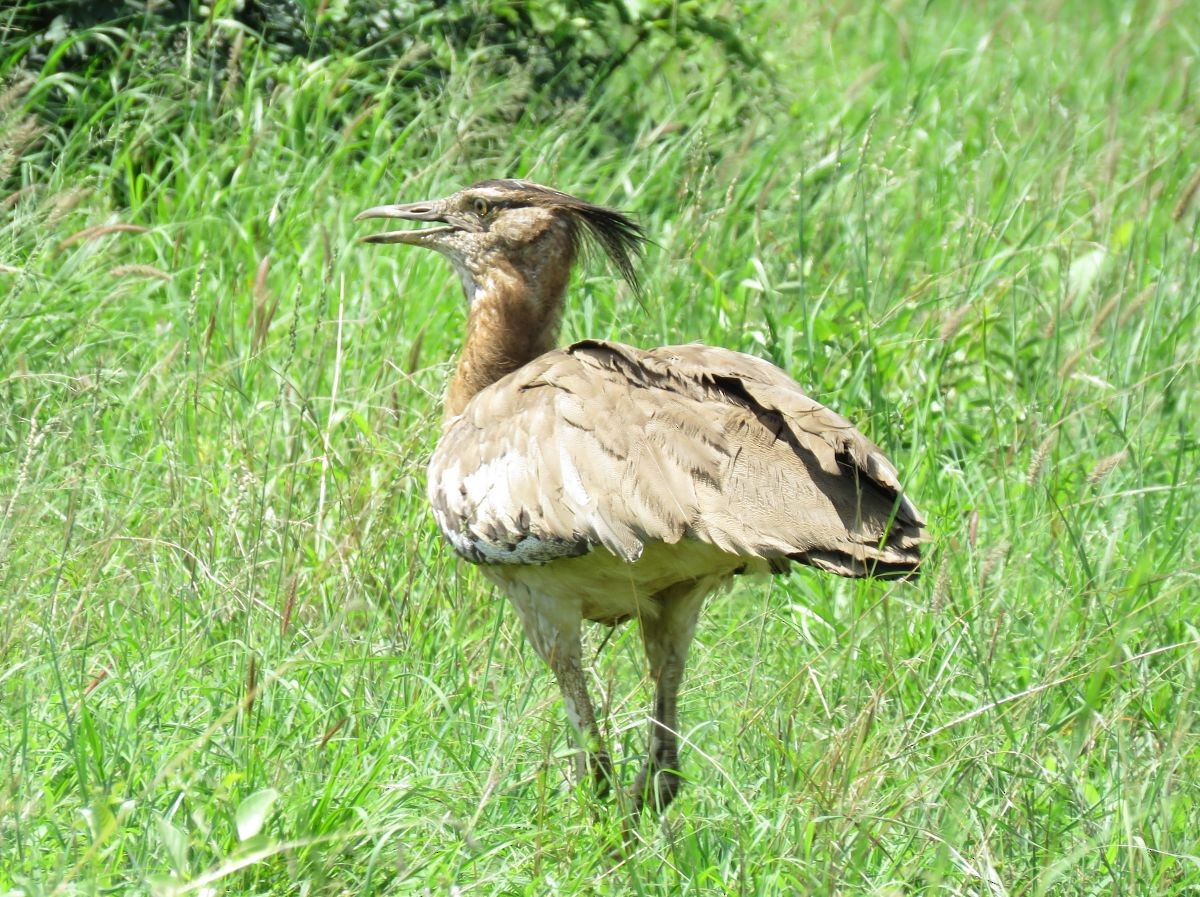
top-left (2, 2), bottom-right (1198, 894)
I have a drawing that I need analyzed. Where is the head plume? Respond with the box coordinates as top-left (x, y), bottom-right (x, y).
top-left (469, 179), bottom-right (646, 295)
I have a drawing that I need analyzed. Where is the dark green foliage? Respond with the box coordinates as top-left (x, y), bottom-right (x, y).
top-left (331, 0), bottom-right (763, 99)
top-left (3, 0), bottom-right (760, 104)
top-left (1, 0), bottom-right (762, 199)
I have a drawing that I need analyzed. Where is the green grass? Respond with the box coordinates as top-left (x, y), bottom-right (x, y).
top-left (2, 2), bottom-right (1199, 894)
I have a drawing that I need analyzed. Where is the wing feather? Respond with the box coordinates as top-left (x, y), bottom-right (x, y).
top-left (428, 340), bottom-right (926, 576)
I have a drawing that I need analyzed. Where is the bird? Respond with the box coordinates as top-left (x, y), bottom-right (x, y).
top-left (356, 179), bottom-right (926, 820)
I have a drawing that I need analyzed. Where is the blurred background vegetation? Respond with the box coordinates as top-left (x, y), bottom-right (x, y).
top-left (2, 1), bottom-right (1198, 894)
top-left (3, 0), bottom-right (762, 159)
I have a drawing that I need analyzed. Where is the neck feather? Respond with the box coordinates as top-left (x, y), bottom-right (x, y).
top-left (445, 257), bottom-right (569, 419)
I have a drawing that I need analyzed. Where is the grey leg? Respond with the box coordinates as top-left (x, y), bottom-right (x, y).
top-left (548, 651), bottom-right (613, 796)
top-left (503, 583), bottom-right (613, 796)
top-left (633, 579), bottom-right (710, 817)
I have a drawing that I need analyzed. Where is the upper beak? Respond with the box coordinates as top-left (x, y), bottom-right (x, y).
top-left (354, 201), bottom-right (455, 244)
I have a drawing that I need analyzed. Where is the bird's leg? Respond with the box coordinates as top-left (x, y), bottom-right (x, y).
top-left (549, 653), bottom-right (614, 796)
top-left (632, 580), bottom-right (709, 818)
top-left (505, 585), bottom-right (613, 797)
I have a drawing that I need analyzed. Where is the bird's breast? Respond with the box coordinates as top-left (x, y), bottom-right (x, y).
top-left (427, 441), bottom-right (594, 565)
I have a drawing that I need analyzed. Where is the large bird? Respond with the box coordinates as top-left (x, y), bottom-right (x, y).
top-left (356, 180), bottom-right (926, 818)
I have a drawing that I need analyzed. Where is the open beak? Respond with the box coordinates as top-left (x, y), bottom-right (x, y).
top-left (354, 201), bottom-right (455, 244)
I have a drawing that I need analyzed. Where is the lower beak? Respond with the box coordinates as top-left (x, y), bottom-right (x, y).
top-left (355, 202), bottom-right (454, 244)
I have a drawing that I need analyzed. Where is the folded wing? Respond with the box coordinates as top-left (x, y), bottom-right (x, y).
top-left (428, 340), bottom-right (926, 577)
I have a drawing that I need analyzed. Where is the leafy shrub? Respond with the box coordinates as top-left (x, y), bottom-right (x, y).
top-left (1, 0), bottom-right (763, 198)
top-left (3, 0), bottom-right (760, 99)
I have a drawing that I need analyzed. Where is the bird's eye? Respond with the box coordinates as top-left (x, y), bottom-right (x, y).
top-left (473, 198), bottom-right (490, 217)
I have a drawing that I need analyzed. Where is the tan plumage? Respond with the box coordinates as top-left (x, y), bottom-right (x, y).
top-left (432, 340), bottom-right (923, 582)
top-left (357, 180), bottom-right (927, 820)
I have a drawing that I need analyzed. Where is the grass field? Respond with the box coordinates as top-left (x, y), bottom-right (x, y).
top-left (2, 2), bottom-right (1199, 894)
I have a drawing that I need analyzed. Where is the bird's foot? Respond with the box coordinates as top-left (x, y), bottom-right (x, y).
top-left (631, 760), bottom-right (683, 819)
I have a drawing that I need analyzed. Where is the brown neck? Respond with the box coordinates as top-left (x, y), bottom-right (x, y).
top-left (444, 257), bottom-right (569, 419)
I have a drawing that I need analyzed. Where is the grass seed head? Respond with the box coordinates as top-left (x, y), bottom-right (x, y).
top-left (1026, 433), bottom-right (1056, 486)
top-left (109, 264), bottom-right (173, 281)
top-left (1087, 451), bottom-right (1128, 487)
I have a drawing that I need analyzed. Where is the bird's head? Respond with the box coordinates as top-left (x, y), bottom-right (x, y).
top-left (355, 180), bottom-right (645, 302)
